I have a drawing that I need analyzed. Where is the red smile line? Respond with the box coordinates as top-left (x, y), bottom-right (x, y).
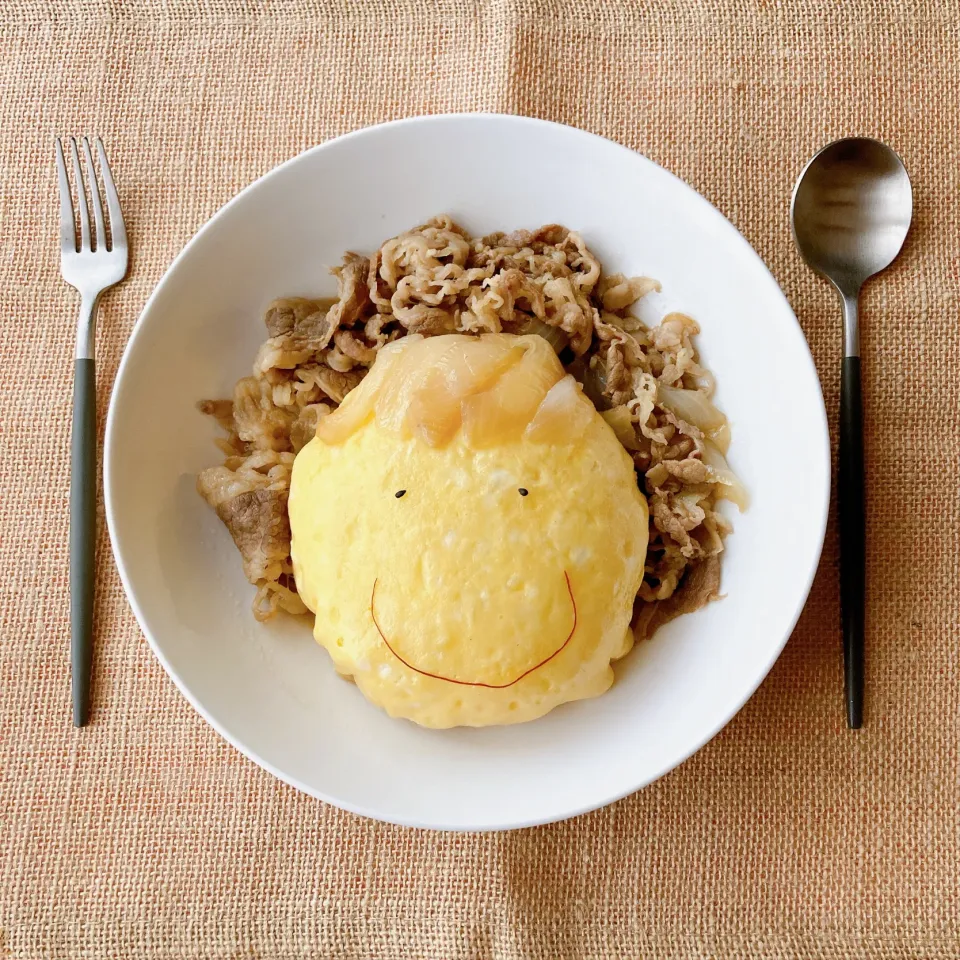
top-left (369, 571), bottom-right (578, 689)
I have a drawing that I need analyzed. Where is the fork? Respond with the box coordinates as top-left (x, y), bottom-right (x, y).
top-left (56, 137), bottom-right (128, 727)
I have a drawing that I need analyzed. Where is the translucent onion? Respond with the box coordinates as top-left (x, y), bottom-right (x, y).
top-left (568, 357), bottom-right (610, 410)
top-left (710, 421), bottom-right (732, 455)
top-left (657, 383), bottom-right (727, 433)
top-left (514, 316), bottom-right (569, 355)
top-left (701, 439), bottom-right (749, 511)
top-left (601, 405), bottom-right (642, 450)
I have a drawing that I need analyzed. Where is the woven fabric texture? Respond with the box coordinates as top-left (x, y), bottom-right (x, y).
top-left (1, 1), bottom-right (958, 957)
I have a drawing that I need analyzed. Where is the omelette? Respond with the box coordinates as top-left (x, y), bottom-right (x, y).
top-left (288, 333), bottom-right (649, 728)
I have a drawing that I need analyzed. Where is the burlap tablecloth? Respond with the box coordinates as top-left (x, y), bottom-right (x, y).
top-left (2, 1), bottom-right (958, 957)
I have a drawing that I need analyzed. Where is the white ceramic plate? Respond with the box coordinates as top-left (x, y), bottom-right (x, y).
top-left (105, 114), bottom-right (829, 830)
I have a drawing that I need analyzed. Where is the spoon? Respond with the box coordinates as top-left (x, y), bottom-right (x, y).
top-left (791, 137), bottom-right (912, 729)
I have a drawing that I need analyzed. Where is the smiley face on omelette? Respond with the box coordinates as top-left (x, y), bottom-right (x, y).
top-left (288, 333), bottom-right (648, 728)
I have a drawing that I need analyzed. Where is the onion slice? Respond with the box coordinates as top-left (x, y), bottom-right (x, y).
top-left (658, 383), bottom-right (727, 433)
top-left (701, 439), bottom-right (749, 511)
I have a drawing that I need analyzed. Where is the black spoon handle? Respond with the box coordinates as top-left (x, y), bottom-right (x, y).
top-left (839, 355), bottom-right (865, 729)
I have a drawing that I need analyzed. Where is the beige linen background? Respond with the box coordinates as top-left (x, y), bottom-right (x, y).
top-left (2, 1), bottom-right (959, 957)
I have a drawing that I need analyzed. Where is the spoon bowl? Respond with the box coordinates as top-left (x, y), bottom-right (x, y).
top-left (792, 137), bottom-right (912, 299)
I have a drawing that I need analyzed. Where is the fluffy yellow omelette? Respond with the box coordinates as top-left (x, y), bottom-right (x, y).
top-left (288, 333), bottom-right (648, 728)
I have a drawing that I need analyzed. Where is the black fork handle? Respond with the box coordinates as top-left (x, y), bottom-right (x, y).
top-left (71, 357), bottom-right (96, 727)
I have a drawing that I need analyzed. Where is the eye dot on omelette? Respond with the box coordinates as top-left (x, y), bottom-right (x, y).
top-left (288, 333), bottom-right (649, 728)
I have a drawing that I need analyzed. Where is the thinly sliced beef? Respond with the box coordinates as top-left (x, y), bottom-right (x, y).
top-left (333, 328), bottom-right (378, 366)
top-left (325, 253), bottom-right (371, 330)
top-left (214, 487), bottom-right (290, 584)
top-left (264, 297), bottom-right (335, 343)
top-left (314, 366), bottom-right (363, 403)
top-left (632, 554), bottom-right (722, 641)
top-left (198, 216), bottom-right (738, 632)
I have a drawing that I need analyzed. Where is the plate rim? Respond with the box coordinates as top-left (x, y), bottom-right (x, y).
top-left (104, 112), bottom-right (831, 830)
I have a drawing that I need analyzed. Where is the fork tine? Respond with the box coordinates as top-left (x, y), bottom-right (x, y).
top-left (81, 138), bottom-right (106, 251)
top-left (96, 139), bottom-right (126, 250)
top-left (69, 137), bottom-right (90, 251)
top-left (55, 138), bottom-right (75, 253)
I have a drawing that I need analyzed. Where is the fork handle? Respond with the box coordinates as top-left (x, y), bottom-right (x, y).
top-left (71, 357), bottom-right (96, 727)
